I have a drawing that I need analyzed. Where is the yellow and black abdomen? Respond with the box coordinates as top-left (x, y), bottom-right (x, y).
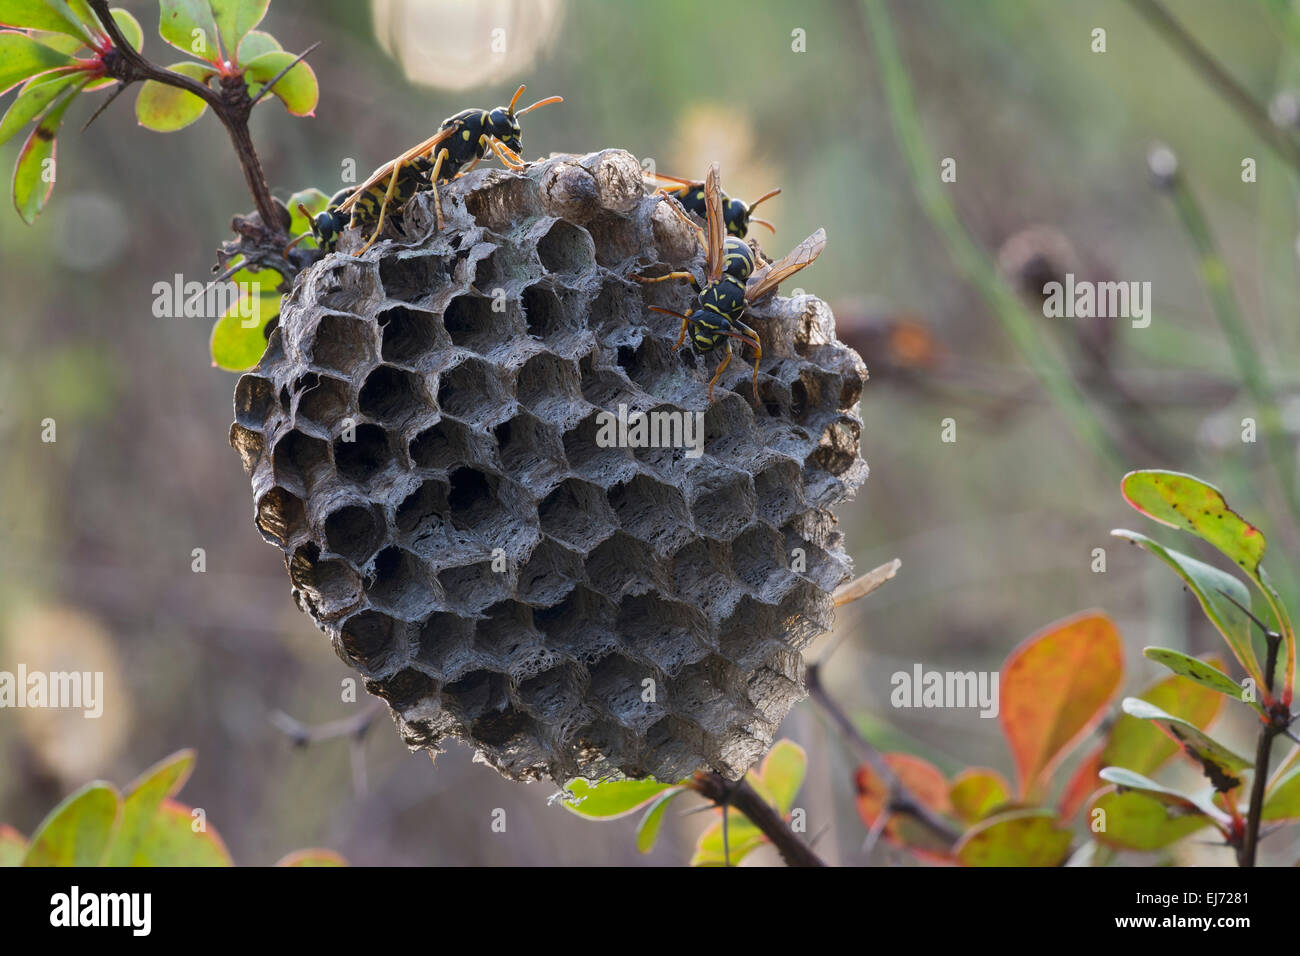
top-left (691, 276), bottom-right (747, 352)
top-left (347, 155), bottom-right (436, 231)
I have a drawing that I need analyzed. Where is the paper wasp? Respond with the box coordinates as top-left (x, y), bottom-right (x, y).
top-left (648, 171), bottom-right (781, 238)
top-left (635, 163), bottom-right (826, 403)
top-left (334, 85), bottom-right (562, 255)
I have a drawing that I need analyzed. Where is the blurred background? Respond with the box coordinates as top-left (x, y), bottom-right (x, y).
top-left (2, 0), bottom-right (1300, 865)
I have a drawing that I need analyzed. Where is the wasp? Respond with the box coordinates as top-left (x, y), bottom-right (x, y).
top-left (635, 163), bottom-right (826, 403)
top-left (335, 84), bottom-right (562, 255)
top-left (648, 171), bottom-right (781, 238)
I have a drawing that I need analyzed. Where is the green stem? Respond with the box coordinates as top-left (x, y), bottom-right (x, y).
top-left (859, 0), bottom-right (1124, 469)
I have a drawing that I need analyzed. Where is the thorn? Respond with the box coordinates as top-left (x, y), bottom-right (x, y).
top-left (248, 41), bottom-right (322, 108)
top-left (1217, 588), bottom-right (1278, 639)
top-left (81, 81), bottom-right (127, 133)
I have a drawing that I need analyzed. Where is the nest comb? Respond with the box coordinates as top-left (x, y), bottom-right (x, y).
top-left (230, 149), bottom-right (868, 782)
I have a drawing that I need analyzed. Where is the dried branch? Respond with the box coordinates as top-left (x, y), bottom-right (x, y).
top-left (687, 771), bottom-right (826, 867)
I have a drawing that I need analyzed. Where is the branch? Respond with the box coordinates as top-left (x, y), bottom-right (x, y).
top-left (687, 771), bottom-right (826, 867)
top-left (1240, 631), bottom-right (1284, 866)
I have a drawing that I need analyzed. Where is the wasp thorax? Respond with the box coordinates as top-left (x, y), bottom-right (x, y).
top-left (231, 149), bottom-right (867, 783)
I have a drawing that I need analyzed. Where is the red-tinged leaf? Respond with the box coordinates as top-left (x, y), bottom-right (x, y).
top-left (854, 754), bottom-right (954, 859)
top-left (954, 808), bottom-right (1072, 867)
top-left (0, 824), bottom-right (27, 866)
top-left (1142, 647), bottom-right (1260, 712)
top-left (235, 27), bottom-right (277, 62)
top-left (103, 750), bottom-right (196, 866)
top-left (1000, 611), bottom-right (1124, 798)
top-left (1090, 788), bottom-right (1217, 852)
top-left (0, 30), bottom-right (79, 94)
top-left (22, 782), bottom-right (121, 866)
top-left (13, 83), bottom-right (79, 224)
top-left (135, 61), bottom-right (213, 131)
top-left (275, 848), bottom-right (346, 866)
top-left (241, 49), bottom-right (317, 116)
top-left (0, 68), bottom-right (82, 145)
top-left (758, 739), bottom-right (806, 816)
top-left (210, 0), bottom-right (268, 64)
top-left (1121, 470), bottom-right (1265, 575)
top-left (130, 799), bottom-right (232, 866)
top-left (0, 0), bottom-right (95, 43)
top-left (1262, 765), bottom-right (1300, 821)
top-left (948, 768), bottom-right (1012, 823)
top-left (1103, 657), bottom-right (1229, 779)
top-left (1059, 745), bottom-right (1105, 819)
top-left (1098, 766), bottom-right (1230, 825)
top-left (157, 0), bottom-right (221, 64)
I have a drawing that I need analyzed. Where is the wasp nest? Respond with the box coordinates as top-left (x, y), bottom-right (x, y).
top-left (230, 149), bottom-right (867, 782)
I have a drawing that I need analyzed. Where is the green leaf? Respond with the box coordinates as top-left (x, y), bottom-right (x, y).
top-left (949, 768), bottom-right (1012, 823)
top-left (235, 27), bottom-right (277, 62)
top-left (0, 0), bottom-right (95, 43)
top-left (275, 849), bottom-right (346, 866)
top-left (157, 0), bottom-right (220, 63)
top-left (241, 49), bottom-right (318, 116)
top-left (1143, 647), bottom-right (1260, 712)
top-left (1262, 765), bottom-right (1300, 822)
top-left (131, 799), bottom-right (232, 866)
top-left (0, 68), bottom-right (81, 145)
top-left (1102, 656), bottom-right (1229, 778)
top-left (210, 0), bottom-right (267, 64)
top-left (209, 286), bottom-right (279, 371)
top-left (108, 6), bottom-right (142, 51)
top-left (562, 778), bottom-right (677, 819)
top-left (634, 787), bottom-right (685, 853)
top-left (25, 28), bottom-right (83, 54)
top-left (953, 808), bottom-right (1072, 866)
top-left (103, 750), bottom-right (195, 866)
top-left (1113, 530), bottom-right (1262, 684)
top-left (1090, 788), bottom-right (1215, 852)
top-left (13, 81), bottom-right (79, 224)
top-left (759, 740), bottom-right (806, 816)
top-left (0, 30), bottom-right (79, 94)
top-left (0, 825), bottom-right (27, 866)
top-left (690, 810), bottom-right (765, 866)
top-left (135, 61), bottom-right (213, 131)
top-left (1120, 697), bottom-right (1252, 791)
top-left (287, 186), bottom-right (329, 239)
top-left (22, 782), bottom-right (121, 866)
top-left (1121, 470), bottom-right (1266, 576)
top-left (1098, 766), bottom-right (1229, 824)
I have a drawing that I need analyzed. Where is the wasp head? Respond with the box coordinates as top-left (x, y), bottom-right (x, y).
top-left (488, 107), bottom-right (523, 153)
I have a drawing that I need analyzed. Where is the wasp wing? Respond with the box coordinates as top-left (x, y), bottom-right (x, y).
top-left (745, 228), bottom-right (826, 303)
top-left (337, 126), bottom-right (456, 213)
top-left (705, 162), bottom-right (726, 285)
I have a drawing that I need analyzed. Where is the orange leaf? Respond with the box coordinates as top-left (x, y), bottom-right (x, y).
top-left (854, 753), bottom-right (954, 861)
top-left (948, 767), bottom-right (1012, 823)
top-left (999, 611), bottom-right (1124, 799)
top-left (1058, 744), bottom-right (1105, 819)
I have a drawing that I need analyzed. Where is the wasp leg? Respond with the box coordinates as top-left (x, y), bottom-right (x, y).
top-left (426, 147), bottom-right (449, 231)
top-left (489, 139), bottom-right (528, 170)
top-left (648, 305), bottom-right (691, 351)
top-left (727, 322), bottom-right (763, 402)
top-left (632, 270), bottom-right (696, 285)
top-left (283, 231), bottom-right (313, 256)
top-left (356, 156), bottom-right (413, 255)
top-left (656, 193), bottom-right (706, 246)
top-left (453, 152), bottom-right (485, 179)
top-left (706, 340), bottom-right (734, 403)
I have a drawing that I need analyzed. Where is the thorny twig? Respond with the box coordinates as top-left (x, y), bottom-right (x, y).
top-left (687, 771), bottom-right (826, 867)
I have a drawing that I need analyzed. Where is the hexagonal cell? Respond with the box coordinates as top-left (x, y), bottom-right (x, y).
top-left (667, 666), bottom-right (744, 737)
top-left (474, 601), bottom-right (552, 676)
top-left (271, 429), bottom-right (331, 494)
top-left (288, 542), bottom-right (363, 618)
top-left (469, 704), bottom-right (534, 750)
top-left (616, 593), bottom-right (711, 676)
top-left (394, 478), bottom-right (450, 535)
top-left (522, 283), bottom-right (571, 342)
top-left (562, 409), bottom-right (635, 483)
top-left (441, 668), bottom-right (511, 723)
top-left (295, 374), bottom-right (352, 430)
top-left (531, 584), bottom-right (618, 663)
top-left (309, 313), bottom-right (373, 374)
top-left (379, 252), bottom-right (447, 302)
top-left (229, 423), bottom-right (264, 475)
top-left (782, 531), bottom-right (845, 593)
top-left (338, 608), bottom-right (405, 674)
top-left (615, 338), bottom-right (680, 395)
top-left (538, 478), bottom-right (616, 551)
top-left (718, 596), bottom-right (784, 671)
top-left (365, 545), bottom-right (440, 618)
top-left (437, 559), bottom-right (508, 613)
top-left (437, 356), bottom-right (508, 424)
top-left (606, 473), bottom-right (693, 555)
top-left (465, 177), bottom-right (543, 232)
top-left (409, 416), bottom-right (476, 471)
top-left (584, 530), bottom-right (666, 601)
top-left (444, 293), bottom-right (511, 354)
top-left (579, 353), bottom-right (638, 408)
top-left (333, 423), bottom-right (392, 483)
top-left (323, 502), bottom-right (386, 565)
top-left (234, 374), bottom-right (275, 429)
top-left (517, 664), bottom-right (585, 723)
top-left (669, 537), bottom-right (741, 621)
top-left (790, 366), bottom-right (844, 422)
top-left (516, 351), bottom-right (581, 413)
top-left (690, 466), bottom-right (757, 542)
top-left (537, 220), bottom-right (595, 275)
top-left (445, 466), bottom-right (507, 532)
top-left (753, 458), bottom-right (804, 527)
top-left (587, 652), bottom-right (664, 733)
top-left (415, 611), bottom-right (475, 681)
top-left (493, 412), bottom-right (566, 487)
top-left (810, 415), bottom-right (862, 477)
top-left (255, 485), bottom-right (306, 547)
top-left (516, 536), bottom-right (585, 606)
top-left (590, 278), bottom-right (642, 339)
top-left (359, 364), bottom-right (430, 428)
top-left (366, 667), bottom-right (436, 711)
top-left (730, 523), bottom-right (789, 600)
top-left (378, 305), bottom-right (437, 364)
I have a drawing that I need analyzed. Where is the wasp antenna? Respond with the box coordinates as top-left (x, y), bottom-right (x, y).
top-left (515, 94), bottom-right (563, 117)
top-left (507, 84), bottom-right (527, 115)
top-left (751, 217), bottom-right (776, 234)
top-left (748, 187), bottom-right (782, 210)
